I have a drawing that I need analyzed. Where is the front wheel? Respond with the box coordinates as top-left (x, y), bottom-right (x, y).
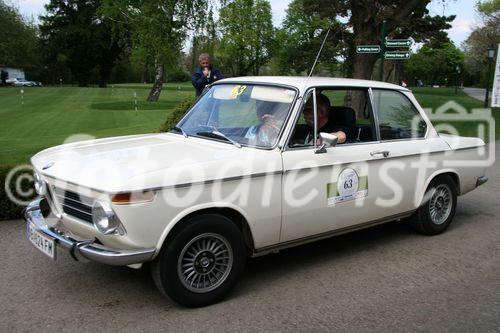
top-left (151, 214), bottom-right (246, 307)
top-left (410, 175), bottom-right (457, 235)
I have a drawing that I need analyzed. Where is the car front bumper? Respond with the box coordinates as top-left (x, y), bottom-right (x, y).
top-left (476, 176), bottom-right (488, 187)
top-left (24, 198), bottom-right (156, 266)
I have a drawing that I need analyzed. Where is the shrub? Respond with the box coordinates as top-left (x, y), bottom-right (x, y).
top-left (167, 69), bottom-right (191, 83)
top-left (159, 99), bottom-right (195, 133)
top-left (1, 164), bottom-right (36, 220)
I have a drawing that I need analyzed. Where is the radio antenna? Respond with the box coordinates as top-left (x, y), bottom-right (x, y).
top-left (308, 27), bottom-right (331, 77)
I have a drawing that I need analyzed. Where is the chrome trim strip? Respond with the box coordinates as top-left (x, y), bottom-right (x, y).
top-left (41, 171), bottom-right (283, 195)
top-left (252, 211), bottom-right (414, 256)
top-left (24, 198), bottom-right (156, 266)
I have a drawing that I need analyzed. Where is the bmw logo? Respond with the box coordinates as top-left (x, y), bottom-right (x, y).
top-left (42, 162), bottom-right (55, 170)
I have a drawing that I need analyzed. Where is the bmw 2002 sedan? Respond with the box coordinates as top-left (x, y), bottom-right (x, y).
top-left (25, 77), bottom-right (489, 307)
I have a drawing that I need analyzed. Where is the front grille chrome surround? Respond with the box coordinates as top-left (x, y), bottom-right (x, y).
top-left (52, 187), bottom-right (94, 224)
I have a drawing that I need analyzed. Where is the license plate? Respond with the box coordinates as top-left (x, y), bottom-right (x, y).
top-left (27, 222), bottom-right (56, 260)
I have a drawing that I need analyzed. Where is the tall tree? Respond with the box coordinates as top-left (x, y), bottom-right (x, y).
top-left (100, 0), bottom-right (210, 101)
top-left (0, 0), bottom-right (39, 69)
top-left (217, 0), bottom-right (274, 76)
top-left (275, 0), bottom-right (347, 76)
top-left (462, 1), bottom-right (500, 86)
top-left (477, 0), bottom-right (500, 21)
top-left (406, 41), bottom-right (464, 86)
top-left (303, 0), bottom-right (454, 81)
top-left (40, 0), bottom-right (121, 87)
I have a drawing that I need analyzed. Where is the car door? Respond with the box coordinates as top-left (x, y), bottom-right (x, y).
top-left (280, 87), bottom-right (387, 243)
top-left (368, 88), bottom-right (450, 216)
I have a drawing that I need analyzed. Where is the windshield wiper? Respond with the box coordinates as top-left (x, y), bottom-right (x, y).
top-left (172, 126), bottom-right (188, 138)
top-left (196, 126), bottom-right (241, 148)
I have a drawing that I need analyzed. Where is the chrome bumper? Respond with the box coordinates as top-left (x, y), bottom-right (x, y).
top-left (24, 198), bottom-right (156, 266)
top-left (476, 176), bottom-right (488, 187)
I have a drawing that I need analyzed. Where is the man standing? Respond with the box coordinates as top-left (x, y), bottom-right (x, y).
top-left (191, 53), bottom-right (223, 97)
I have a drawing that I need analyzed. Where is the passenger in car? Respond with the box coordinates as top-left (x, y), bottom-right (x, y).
top-left (303, 94), bottom-right (347, 145)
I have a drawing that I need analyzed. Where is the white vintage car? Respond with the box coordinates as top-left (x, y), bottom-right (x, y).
top-left (25, 77), bottom-right (489, 307)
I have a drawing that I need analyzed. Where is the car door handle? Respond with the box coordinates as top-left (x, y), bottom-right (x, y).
top-left (370, 150), bottom-right (390, 158)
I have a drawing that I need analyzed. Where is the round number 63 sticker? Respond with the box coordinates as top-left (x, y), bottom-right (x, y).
top-left (337, 168), bottom-right (359, 198)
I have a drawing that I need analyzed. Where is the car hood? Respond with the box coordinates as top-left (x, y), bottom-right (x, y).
top-left (32, 133), bottom-right (282, 193)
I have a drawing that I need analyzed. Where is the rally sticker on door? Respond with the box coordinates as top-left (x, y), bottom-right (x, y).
top-left (327, 168), bottom-right (368, 206)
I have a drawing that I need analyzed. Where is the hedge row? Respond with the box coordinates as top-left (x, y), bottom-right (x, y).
top-left (1, 164), bottom-right (36, 220)
top-left (158, 99), bottom-right (195, 133)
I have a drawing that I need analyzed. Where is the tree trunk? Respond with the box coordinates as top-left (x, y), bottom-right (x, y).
top-left (352, 53), bottom-right (378, 80)
top-left (147, 64), bottom-right (164, 102)
top-left (350, 54), bottom-right (378, 118)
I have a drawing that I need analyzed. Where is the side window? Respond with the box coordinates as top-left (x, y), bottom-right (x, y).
top-left (372, 89), bottom-right (427, 140)
top-left (288, 88), bottom-right (377, 148)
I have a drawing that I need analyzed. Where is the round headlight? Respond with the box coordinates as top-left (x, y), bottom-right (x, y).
top-left (92, 201), bottom-right (124, 235)
top-left (33, 172), bottom-right (45, 195)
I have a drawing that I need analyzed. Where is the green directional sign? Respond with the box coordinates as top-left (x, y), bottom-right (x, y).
top-left (385, 39), bottom-right (412, 48)
top-left (356, 45), bottom-right (380, 54)
top-left (385, 51), bottom-right (410, 60)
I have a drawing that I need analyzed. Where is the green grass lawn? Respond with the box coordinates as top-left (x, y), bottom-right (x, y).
top-left (0, 82), bottom-right (194, 164)
top-left (412, 87), bottom-right (498, 141)
top-left (0, 84), bottom-right (497, 165)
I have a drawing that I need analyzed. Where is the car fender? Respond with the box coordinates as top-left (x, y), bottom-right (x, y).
top-left (154, 202), bottom-right (254, 257)
top-left (414, 168), bottom-right (460, 208)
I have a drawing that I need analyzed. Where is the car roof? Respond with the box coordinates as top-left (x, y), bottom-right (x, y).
top-left (215, 76), bottom-right (410, 92)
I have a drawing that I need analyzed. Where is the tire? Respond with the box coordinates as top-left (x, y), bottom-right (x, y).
top-left (151, 214), bottom-right (246, 307)
top-left (410, 175), bottom-right (457, 235)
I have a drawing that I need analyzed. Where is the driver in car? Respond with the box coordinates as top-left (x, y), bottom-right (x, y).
top-left (245, 101), bottom-right (285, 147)
top-left (303, 94), bottom-right (346, 145)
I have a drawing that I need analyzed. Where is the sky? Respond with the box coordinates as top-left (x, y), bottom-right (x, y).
top-left (13, 0), bottom-right (483, 48)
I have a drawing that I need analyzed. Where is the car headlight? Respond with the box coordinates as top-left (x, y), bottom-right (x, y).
top-left (33, 172), bottom-right (45, 196)
top-left (92, 201), bottom-right (125, 235)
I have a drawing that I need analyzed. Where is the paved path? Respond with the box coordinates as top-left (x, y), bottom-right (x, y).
top-left (463, 87), bottom-right (491, 102)
top-left (0, 144), bottom-right (499, 332)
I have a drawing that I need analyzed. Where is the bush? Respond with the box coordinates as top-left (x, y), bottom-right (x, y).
top-left (159, 99), bottom-right (195, 133)
top-left (167, 69), bottom-right (191, 83)
top-left (1, 164), bottom-right (36, 220)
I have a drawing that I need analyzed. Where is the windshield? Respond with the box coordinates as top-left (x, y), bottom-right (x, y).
top-left (177, 84), bottom-right (296, 148)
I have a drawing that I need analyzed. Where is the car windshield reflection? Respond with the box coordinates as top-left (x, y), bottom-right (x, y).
top-left (177, 84), bottom-right (296, 148)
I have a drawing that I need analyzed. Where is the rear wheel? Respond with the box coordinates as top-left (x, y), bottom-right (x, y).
top-left (151, 214), bottom-right (246, 307)
top-left (410, 175), bottom-right (457, 235)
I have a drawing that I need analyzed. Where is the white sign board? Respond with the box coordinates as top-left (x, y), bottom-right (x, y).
top-left (492, 44), bottom-right (500, 108)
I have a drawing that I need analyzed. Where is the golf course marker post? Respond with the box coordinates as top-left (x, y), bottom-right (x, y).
top-left (134, 91), bottom-right (138, 114)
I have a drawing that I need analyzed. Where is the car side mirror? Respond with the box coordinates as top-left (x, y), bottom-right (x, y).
top-left (320, 132), bottom-right (338, 147)
top-left (314, 133), bottom-right (338, 154)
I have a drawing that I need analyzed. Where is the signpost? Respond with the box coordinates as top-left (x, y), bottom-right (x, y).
top-left (355, 22), bottom-right (412, 81)
top-left (384, 51), bottom-right (410, 60)
top-left (356, 45), bottom-right (380, 54)
top-left (385, 39), bottom-right (412, 48)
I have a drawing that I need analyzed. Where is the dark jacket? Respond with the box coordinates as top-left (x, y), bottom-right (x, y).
top-left (191, 66), bottom-right (223, 97)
